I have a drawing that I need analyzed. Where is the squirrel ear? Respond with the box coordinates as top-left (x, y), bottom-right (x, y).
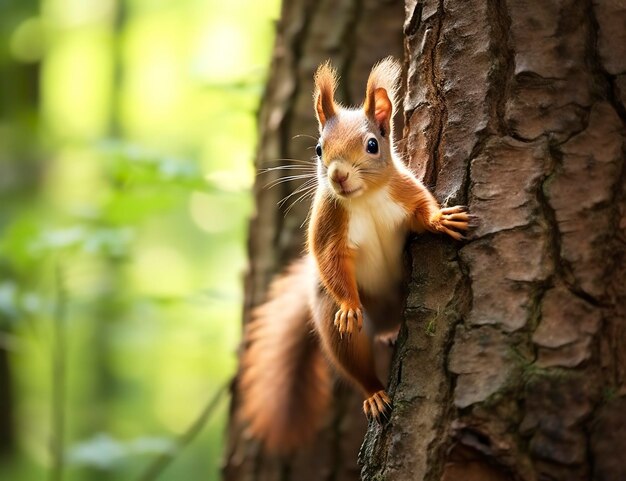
top-left (363, 57), bottom-right (401, 137)
top-left (313, 61), bottom-right (338, 128)
top-left (369, 88), bottom-right (393, 137)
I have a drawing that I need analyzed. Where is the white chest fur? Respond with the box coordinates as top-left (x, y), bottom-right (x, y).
top-left (347, 187), bottom-right (408, 295)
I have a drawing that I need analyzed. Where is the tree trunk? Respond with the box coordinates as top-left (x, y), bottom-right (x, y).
top-left (224, 0), bottom-right (626, 480)
top-left (361, 1), bottom-right (626, 480)
top-left (222, 0), bottom-right (404, 479)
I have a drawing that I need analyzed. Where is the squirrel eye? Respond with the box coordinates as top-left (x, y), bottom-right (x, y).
top-left (366, 138), bottom-right (379, 154)
top-left (315, 143), bottom-right (322, 157)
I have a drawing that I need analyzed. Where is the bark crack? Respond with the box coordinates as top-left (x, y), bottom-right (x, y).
top-left (404, 2), bottom-right (423, 37)
top-left (487, 0), bottom-right (514, 136)
top-left (424, 0), bottom-right (446, 187)
top-left (586, 0), bottom-right (626, 124)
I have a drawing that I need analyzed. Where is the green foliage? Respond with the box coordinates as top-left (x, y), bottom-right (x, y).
top-left (101, 142), bottom-right (212, 191)
top-left (67, 434), bottom-right (175, 470)
top-left (0, 0), bottom-right (280, 480)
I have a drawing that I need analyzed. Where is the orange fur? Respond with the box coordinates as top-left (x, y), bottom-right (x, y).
top-left (308, 189), bottom-right (363, 333)
top-left (238, 57), bottom-right (470, 452)
top-left (313, 60), bottom-right (338, 127)
top-left (239, 258), bottom-right (331, 453)
top-left (311, 284), bottom-right (384, 397)
top-left (363, 57), bottom-right (401, 138)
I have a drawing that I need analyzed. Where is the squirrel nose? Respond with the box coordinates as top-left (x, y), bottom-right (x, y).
top-left (331, 170), bottom-right (349, 184)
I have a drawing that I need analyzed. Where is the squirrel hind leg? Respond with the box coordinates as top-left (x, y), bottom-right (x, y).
top-left (363, 389), bottom-right (393, 425)
top-left (312, 288), bottom-right (393, 422)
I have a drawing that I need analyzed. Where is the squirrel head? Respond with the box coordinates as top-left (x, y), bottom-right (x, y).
top-left (313, 57), bottom-right (401, 200)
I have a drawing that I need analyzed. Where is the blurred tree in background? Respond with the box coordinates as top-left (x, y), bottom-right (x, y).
top-left (0, 0), bottom-right (279, 480)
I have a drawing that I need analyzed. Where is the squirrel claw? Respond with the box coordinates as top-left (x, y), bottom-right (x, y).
top-left (334, 305), bottom-right (362, 336)
top-left (433, 205), bottom-right (472, 240)
top-left (363, 390), bottom-right (392, 425)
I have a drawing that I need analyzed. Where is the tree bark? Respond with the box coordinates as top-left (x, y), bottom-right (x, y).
top-left (224, 0), bottom-right (626, 480)
top-left (361, 1), bottom-right (626, 480)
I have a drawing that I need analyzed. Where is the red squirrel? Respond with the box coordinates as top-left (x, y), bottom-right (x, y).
top-left (239, 57), bottom-right (469, 452)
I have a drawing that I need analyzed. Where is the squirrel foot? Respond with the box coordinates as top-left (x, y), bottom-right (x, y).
top-left (334, 304), bottom-right (363, 336)
top-left (431, 205), bottom-right (471, 241)
top-left (363, 390), bottom-right (392, 424)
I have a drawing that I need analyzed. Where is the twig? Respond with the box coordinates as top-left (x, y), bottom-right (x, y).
top-left (49, 263), bottom-right (67, 481)
top-left (136, 381), bottom-right (229, 481)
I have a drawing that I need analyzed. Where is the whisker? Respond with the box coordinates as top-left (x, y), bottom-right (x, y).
top-left (278, 177), bottom-right (315, 192)
top-left (284, 195), bottom-right (314, 216)
top-left (276, 178), bottom-right (317, 197)
top-left (284, 187), bottom-right (317, 215)
top-left (265, 174), bottom-right (315, 185)
top-left (292, 134), bottom-right (318, 141)
top-left (264, 174), bottom-right (314, 188)
top-left (269, 158), bottom-right (317, 165)
top-left (277, 179), bottom-right (318, 206)
top-left (258, 165), bottom-right (316, 175)
top-left (300, 208), bottom-right (313, 229)
top-left (279, 186), bottom-right (316, 212)
top-left (264, 173), bottom-right (316, 189)
top-left (354, 164), bottom-right (384, 176)
top-left (279, 191), bottom-right (315, 214)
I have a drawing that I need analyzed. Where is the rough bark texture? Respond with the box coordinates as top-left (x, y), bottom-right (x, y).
top-left (360, 1), bottom-right (626, 481)
top-left (222, 1), bottom-right (404, 480)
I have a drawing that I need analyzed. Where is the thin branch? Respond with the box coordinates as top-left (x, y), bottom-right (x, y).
top-left (136, 381), bottom-right (229, 481)
top-left (49, 263), bottom-right (67, 481)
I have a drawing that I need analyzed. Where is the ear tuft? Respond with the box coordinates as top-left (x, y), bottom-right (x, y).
top-left (313, 60), bottom-right (339, 128)
top-left (363, 57), bottom-right (401, 136)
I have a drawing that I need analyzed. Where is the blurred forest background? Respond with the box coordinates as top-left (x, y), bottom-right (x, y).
top-left (0, 0), bottom-right (280, 480)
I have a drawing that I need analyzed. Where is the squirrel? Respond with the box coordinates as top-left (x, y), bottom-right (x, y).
top-left (238, 57), bottom-right (470, 453)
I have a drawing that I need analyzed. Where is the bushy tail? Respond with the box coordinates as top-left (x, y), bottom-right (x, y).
top-left (239, 257), bottom-right (331, 453)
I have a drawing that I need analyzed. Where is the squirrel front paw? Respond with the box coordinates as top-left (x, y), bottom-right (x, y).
top-left (430, 205), bottom-right (471, 241)
top-left (334, 303), bottom-right (363, 336)
top-left (363, 390), bottom-right (392, 424)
